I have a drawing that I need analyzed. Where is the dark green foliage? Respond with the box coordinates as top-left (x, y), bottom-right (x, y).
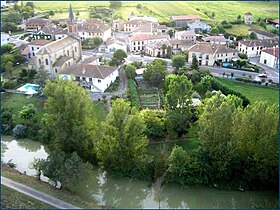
top-left (190, 55), bottom-right (199, 70)
top-left (124, 64), bottom-right (137, 79)
top-left (2, 22), bottom-right (18, 33)
top-left (171, 54), bottom-right (186, 70)
top-left (113, 49), bottom-right (127, 65)
top-left (82, 37), bottom-right (103, 50)
top-left (127, 79), bottom-right (139, 111)
top-left (238, 53), bottom-right (248, 59)
top-left (236, 35), bottom-right (243, 41)
top-left (1, 44), bottom-right (14, 55)
top-left (249, 32), bottom-right (258, 40)
top-left (211, 78), bottom-right (250, 107)
top-left (2, 80), bottom-right (17, 89)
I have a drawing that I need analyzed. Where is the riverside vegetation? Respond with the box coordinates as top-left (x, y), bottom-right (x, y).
top-left (2, 57), bottom-right (278, 193)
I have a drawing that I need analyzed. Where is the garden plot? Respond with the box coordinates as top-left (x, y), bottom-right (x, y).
top-left (138, 89), bottom-right (160, 110)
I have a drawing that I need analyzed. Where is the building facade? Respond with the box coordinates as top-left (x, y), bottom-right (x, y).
top-left (244, 12), bottom-right (253, 25)
top-left (260, 47), bottom-right (279, 69)
top-left (170, 15), bottom-right (200, 28)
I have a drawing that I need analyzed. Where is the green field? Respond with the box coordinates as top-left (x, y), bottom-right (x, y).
top-left (1, 185), bottom-right (54, 209)
top-left (216, 77), bottom-right (279, 105)
top-left (33, 1), bottom-right (279, 23)
top-left (225, 24), bottom-right (265, 36)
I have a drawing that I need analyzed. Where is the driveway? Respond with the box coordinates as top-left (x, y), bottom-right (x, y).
top-left (1, 177), bottom-right (80, 209)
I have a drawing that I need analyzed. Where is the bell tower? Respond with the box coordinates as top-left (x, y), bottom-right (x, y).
top-left (67, 4), bottom-right (78, 36)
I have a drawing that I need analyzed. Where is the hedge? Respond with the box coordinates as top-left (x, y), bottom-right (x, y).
top-left (127, 79), bottom-right (139, 111)
top-left (211, 78), bottom-right (250, 107)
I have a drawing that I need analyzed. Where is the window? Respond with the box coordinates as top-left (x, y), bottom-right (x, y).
top-left (32, 53), bottom-right (35, 56)
top-left (45, 59), bottom-right (48, 65)
top-left (221, 54), bottom-right (223, 57)
top-left (134, 47), bottom-right (136, 51)
top-left (82, 77), bottom-right (86, 81)
top-left (75, 76), bottom-right (80, 81)
top-left (206, 61), bottom-right (208, 66)
top-left (257, 47), bottom-right (259, 50)
top-left (199, 54), bottom-right (202, 58)
top-left (206, 55), bottom-right (209, 60)
top-left (192, 53), bottom-right (195, 58)
top-left (233, 53), bottom-right (235, 55)
top-left (134, 42), bottom-right (136, 45)
top-left (246, 47), bottom-right (248, 50)
top-left (217, 54), bottom-right (219, 57)
top-left (89, 78), bottom-right (92, 82)
top-left (98, 79), bottom-right (101, 83)
top-left (67, 50), bottom-right (69, 56)
top-left (31, 47), bottom-right (34, 51)
top-left (138, 41), bottom-right (140, 45)
top-left (39, 59), bottom-right (41, 65)
top-left (142, 41), bottom-right (144, 44)
top-left (37, 47), bottom-right (39, 49)
top-left (226, 53), bottom-right (227, 56)
top-left (55, 68), bottom-right (57, 73)
top-left (138, 46), bottom-right (140, 50)
top-left (252, 47), bottom-right (254, 50)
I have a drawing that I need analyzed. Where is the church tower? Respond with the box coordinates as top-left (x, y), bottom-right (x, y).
top-left (67, 4), bottom-right (78, 36)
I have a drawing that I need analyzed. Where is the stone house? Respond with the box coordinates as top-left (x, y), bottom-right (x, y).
top-left (170, 15), bottom-right (200, 28)
top-left (244, 12), bottom-right (253, 25)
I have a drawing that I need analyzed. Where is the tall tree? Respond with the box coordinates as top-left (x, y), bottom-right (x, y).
top-left (43, 79), bottom-right (96, 161)
top-left (190, 55), bottom-right (199, 70)
top-left (171, 54), bottom-right (186, 71)
top-left (33, 66), bottom-right (51, 88)
top-left (143, 59), bottom-right (168, 88)
top-left (124, 64), bottom-right (137, 79)
top-left (95, 99), bottom-right (148, 175)
top-left (113, 49), bottom-right (127, 65)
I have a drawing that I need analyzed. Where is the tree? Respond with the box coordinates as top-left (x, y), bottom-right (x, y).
top-left (25, 2), bottom-right (35, 9)
top-left (124, 64), bottom-right (136, 79)
top-left (43, 79), bottom-right (96, 161)
top-left (95, 99), bottom-right (148, 175)
top-left (49, 10), bottom-right (55, 16)
top-left (2, 22), bottom-right (18, 33)
top-left (190, 55), bottom-right (199, 70)
top-left (5, 61), bottom-right (13, 77)
top-left (236, 35), bottom-right (243, 41)
top-left (109, 1), bottom-right (122, 9)
top-left (238, 53), bottom-right (248, 59)
top-left (1, 44), bottom-right (14, 55)
top-left (113, 49), bottom-right (127, 65)
top-left (166, 45), bottom-right (172, 59)
top-left (249, 32), bottom-right (258, 40)
top-left (212, 12), bottom-right (215, 18)
top-left (140, 109), bottom-right (166, 140)
top-left (143, 59), bottom-right (168, 88)
top-left (198, 93), bottom-right (243, 182)
top-left (259, 20), bottom-right (266, 28)
top-left (164, 74), bottom-right (193, 113)
top-left (172, 54), bottom-right (186, 71)
top-left (19, 104), bottom-right (36, 122)
top-left (237, 15), bottom-right (241, 20)
top-left (210, 27), bottom-right (219, 35)
top-left (33, 66), bottom-right (51, 88)
top-left (167, 29), bottom-right (174, 38)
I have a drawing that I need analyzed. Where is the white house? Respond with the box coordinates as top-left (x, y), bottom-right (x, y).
top-left (238, 39), bottom-right (278, 57)
top-left (188, 21), bottom-right (211, 32)
top-left (202, 36), bottom-right (226, 45)
top-left (99, 37), bottom-right (128, 53)
top-left (28, 39), bottom-right (53, 58)
top-left (129, 34), bottom-right (169, 53)
top-left (174, 30), bottom-right (196, 42)
top-left (260, 47), bottom-right (279, 69)
top-left (1, 32), bottom-right (10, 45)
top-left (59, 63), bottom-right (120, 93)
top-left (78, 22), bottom-right (111, 41)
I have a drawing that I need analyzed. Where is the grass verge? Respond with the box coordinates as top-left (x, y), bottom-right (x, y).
top-left (1, 185), bottom-right (54, 209)
top-left (1, 166), bottom-right (99, 208)
top-left (216, 77), bottom-right (279, 105)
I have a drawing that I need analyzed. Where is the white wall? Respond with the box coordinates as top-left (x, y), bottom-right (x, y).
top-left (260, 51), bottom-right (279, 69)
top-left (1, 33), bottom-right (10, 45)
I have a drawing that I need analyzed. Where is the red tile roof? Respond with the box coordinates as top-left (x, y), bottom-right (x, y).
top-left (170, 15), bottom-right (200, 21)
top-left (262, 47), bottom-right (279, 58)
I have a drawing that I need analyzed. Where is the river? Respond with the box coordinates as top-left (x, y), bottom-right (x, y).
top-left (1, 136), bottom-right (278, 208)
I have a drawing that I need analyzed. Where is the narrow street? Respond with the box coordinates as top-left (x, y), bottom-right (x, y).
top-left (1, 177), bottom-right (80, 209)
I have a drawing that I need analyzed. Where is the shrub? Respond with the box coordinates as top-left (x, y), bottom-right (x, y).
top-left (238, 53), bottom-right (248, 59)
top-left (2, 80), bottom-right (18, 89)
top-left (12, 124), bottom-right (27, 138)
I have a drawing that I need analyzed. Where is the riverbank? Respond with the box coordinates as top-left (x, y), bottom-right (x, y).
top-left (1, 164), bottom-right (100, 209)
top-left (1, 185), bottom-right (54, 209)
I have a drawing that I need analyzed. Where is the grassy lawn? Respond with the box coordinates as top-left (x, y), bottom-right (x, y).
top-left (148, 123), bottom-right (200, 156)
top-left (93, 101), bottom-right (107, 123)
top-left (1, 168), bottom-right (99, 208)
top-left (2, 93), bottom-right (45, 123)
top-left (1, 185), bottom-right (54, 209)
top-left (216, 77), bottom-right (279, 105)
top-left (33, 1), bottom-right (278, 23)
top-left (225, 24), bottom-right (266, 36)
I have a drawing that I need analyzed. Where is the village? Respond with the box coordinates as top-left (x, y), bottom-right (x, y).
top-left (1, 1), bottom-right (279, 209)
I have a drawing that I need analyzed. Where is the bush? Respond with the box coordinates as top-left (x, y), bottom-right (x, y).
top-left (238, 53), bottom-right (248, 59)
top-left (2, 80), bottom-right (18, 89)
top-left (12, 124), bottom-right (27, 138)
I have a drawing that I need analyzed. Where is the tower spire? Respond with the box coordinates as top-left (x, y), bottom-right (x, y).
top-left (68, 4), bottom-right (74, 22)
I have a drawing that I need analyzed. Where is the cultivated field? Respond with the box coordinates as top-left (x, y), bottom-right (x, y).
top-left (33, 1), bottom-right (279, 23)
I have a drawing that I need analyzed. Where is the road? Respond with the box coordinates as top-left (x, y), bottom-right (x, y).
top-left (1, 177), bottom-right (81, 209)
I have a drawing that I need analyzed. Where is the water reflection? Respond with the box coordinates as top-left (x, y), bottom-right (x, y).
top-left (1, 136), bottom-right (278, 209)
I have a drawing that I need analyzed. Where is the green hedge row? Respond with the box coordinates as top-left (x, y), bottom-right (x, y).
top-left (211, 78), bottom-right (250, 107)
top-left (127, 79), bottom-right (139, 111)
